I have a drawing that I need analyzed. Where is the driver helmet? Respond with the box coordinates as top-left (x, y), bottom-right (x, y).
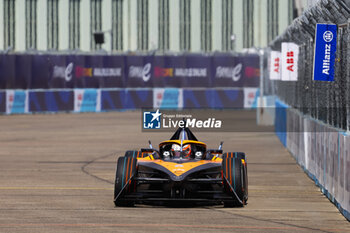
top-left (171, 144), bottom-right (191, 158)
top-left (182, 144), bottom-right (191, 158)
top-left (171, 144), bottom-right (181, 158)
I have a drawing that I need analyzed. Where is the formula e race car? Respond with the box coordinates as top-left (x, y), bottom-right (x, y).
top-left (113, 126), bottom-right (248, 207)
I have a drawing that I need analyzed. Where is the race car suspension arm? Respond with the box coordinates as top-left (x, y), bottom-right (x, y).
top-left (114, 174), bottom-right (135, 202)
top-left (222, 175), bottom-right (244, 205)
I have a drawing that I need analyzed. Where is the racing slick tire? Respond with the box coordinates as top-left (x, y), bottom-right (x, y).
top-left (222, 157), bottom-right (246, 207)
top-left (114, 156), bottom-right (137, 207)
top-left (125, 150), bottom-right (140, 158)
top-left (223, 152), bottom-right (246, 161)
top-left (223, 152), bottom-right (248, 203)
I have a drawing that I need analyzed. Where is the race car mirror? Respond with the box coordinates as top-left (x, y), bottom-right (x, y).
top-left (141, 148), bottom-right (156, 153)
top-left (207, 149), bottom-right (223, 154)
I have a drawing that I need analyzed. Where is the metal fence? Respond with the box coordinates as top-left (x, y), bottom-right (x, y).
top-left (264, 0), bottom-right (350, 131)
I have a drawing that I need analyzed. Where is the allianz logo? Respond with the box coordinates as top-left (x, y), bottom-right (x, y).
top-left (322, 31), bottom-right (333, 76)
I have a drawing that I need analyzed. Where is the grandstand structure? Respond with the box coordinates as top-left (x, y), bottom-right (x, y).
top-left (0, 0), bottom-right (303, 53)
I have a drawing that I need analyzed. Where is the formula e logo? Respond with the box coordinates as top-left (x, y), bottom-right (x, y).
top-left (143, 109), bottom-right (162, 129)
top-left (323, 31), bottom-right (333, 42)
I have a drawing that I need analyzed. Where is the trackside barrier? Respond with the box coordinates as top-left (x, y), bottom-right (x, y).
top-left (0, 91), bottom-right (6, 112)
top-left (0, 88), bottom-right (259, 114)
top-left (0, 53), bottom-right (260, 89)
top-left (275, 97), bottom-right (350, 221)
top-left (275, 99), bottom-right (288, 147)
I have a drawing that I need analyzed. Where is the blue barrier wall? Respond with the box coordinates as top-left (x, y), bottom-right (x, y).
top-left (101, 90), bottom-right (124, 111)
top-left (29, 90), bottom-right (74, 112)
top-left (183, 89), bottom-right (244, 109)
top-left (274, 98), bottom-right (350, 221)
top-left (275, 98), bottom-right (288, 147)
top-left (0, 88), bottom-right (258, 114)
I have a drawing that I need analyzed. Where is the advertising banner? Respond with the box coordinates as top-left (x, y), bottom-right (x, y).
top-left (274, 99), bottom-right (287, 146)
top-left (0, 55), bottom-right (7, 88)
top-left (310, 119), bottom-right (317, 178)
top-left (48, 55), bottom-right (71, 88)
top-left (212, 55), bottom-right (243, 87)
top-left (48, 55), bottom-right (125, 88)
top-left (6, 90), bottom-right (28, 114)
top-left (126, 55), bottom-right (154, 88)
top-left (184, 55), bottom-right (212, 87)
top-left (337, 133), bottom-right (346, 207)
top-left (315, 126), bottom-right (323, 184)
top-left (326, 129), bottom-right (337, 196)
top-left (213, 90), bottom-right (244, 108)
top-left (0, 53), bottom-right (260, 90)
top-left (15, 55), bottom-right (32, 89)
top-left (101, 90), bottom-right (125, 111)
top-left (124, 89), bottom-right (153, 109)
top-left (212, 54), bottom-right (260, 87)
top-left (269, 51), bottom-right (281, 80)
top-left (281, 43), bottom-right (299, 81)
top-left (286, 109), bottom-right (294, 156)
top-left (243, 88), bottom-right (258, 108)
top-left (304, 118), bottom-right (312, 171)
top-left (152, 55), bottom-right (212, 87)
top-left (31, 55), bottom-right (50, 89)
top-left (241, 55), bottom-right (260, 87)
top-left (69, 55), bottom-right (93, 88)
top-left (0, 91), bottom-right (5, 112)
top-left (313, 24), bottom-right (337, 81)
top-left (153, 88), bottom-right (183, 109)
top-left (99, 55), bottom-right (125, 88)
top-left (0, 54), bottom-right (15, 89)
top-left (183, 89), bottom-right (244, 109)
top-left (345, 135), bottom-right (350, 214)
top-left (74, 89), bottom-right (101, 112)
top-left (29, 90), bottom-right (74, 112)
top-left (299, 116), bottom-right (305, 167)
top-left (152, 56), bottom-right (183, 87)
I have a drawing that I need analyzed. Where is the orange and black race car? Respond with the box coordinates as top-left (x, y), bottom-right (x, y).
top-left (113, 126), bottom-right (248, 207)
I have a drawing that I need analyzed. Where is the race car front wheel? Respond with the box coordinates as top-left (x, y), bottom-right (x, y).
top-left (114, 156), bottom-right (137, 207)
top-left (222, 157), bottom-right (245, 207)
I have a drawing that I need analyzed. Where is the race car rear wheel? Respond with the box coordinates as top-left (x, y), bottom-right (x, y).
top-left (114, 156), bottom-right (137, 207)
top-left (222, 157), bottom-right (246, 207)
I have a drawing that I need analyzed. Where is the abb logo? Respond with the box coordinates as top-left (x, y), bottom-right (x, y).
top-left (286, 51), bottom-right (294, 72)
top-left (281, 42), bottom-right (298, 81)
top-left (274, 57), bottom-right (280, 73)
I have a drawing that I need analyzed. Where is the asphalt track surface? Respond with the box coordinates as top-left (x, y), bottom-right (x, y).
top-left (0, 111), bottom-right (349, 233)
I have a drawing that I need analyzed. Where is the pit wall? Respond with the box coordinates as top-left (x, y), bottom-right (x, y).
top-left (0, 88), bottom-right (259, 114)
top-left (275, 98), bottom-right (350, 221)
